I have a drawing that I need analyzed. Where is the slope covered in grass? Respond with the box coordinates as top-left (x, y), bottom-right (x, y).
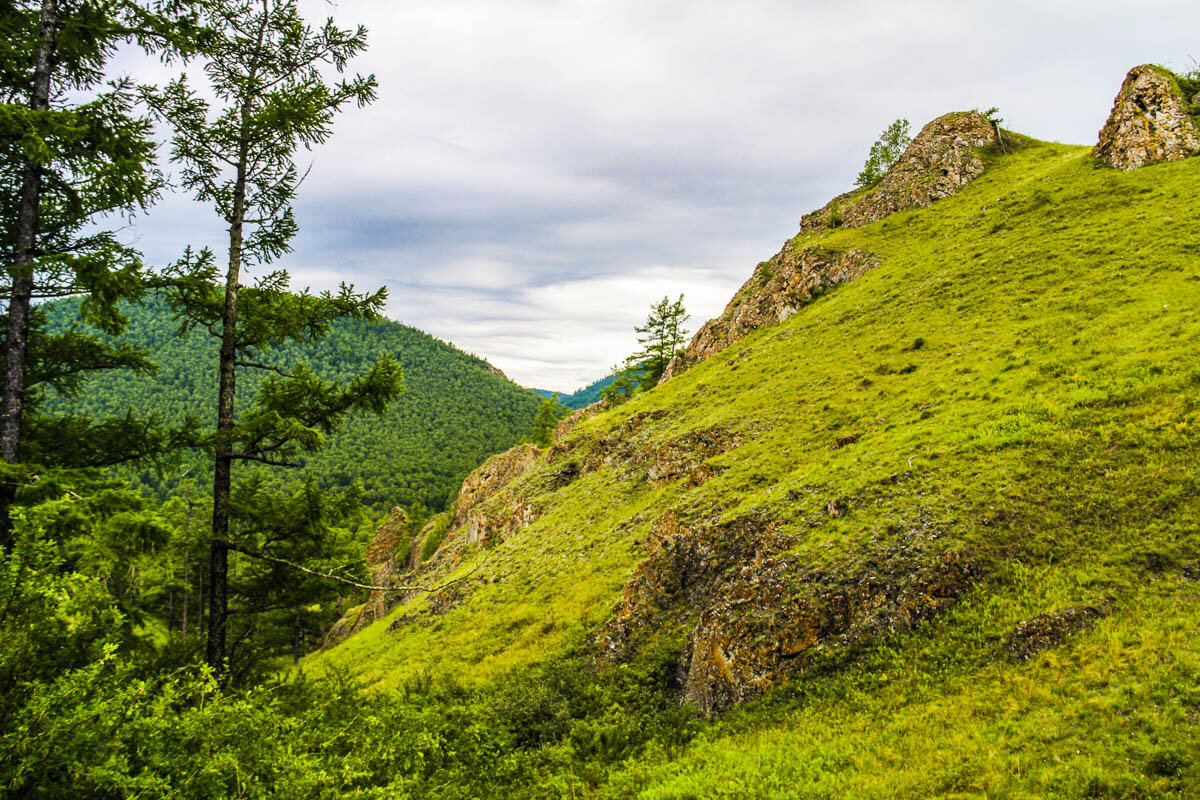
top-left (307, 135), bottom-right (1200, 797)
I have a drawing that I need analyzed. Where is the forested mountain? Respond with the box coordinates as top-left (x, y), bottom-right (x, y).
top-left (41, 298), bottom-right (546, 511)
top-left (533, 373), bottom-right (620, 409)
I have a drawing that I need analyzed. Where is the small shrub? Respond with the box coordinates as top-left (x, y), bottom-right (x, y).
top-left (855, 118), bottom-right (912, 187)
top-left (828, 200), bottom-right (843, 228)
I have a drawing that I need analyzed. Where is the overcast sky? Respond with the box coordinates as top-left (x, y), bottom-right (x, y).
top-left (122, 0), bottom-right (1200, 391)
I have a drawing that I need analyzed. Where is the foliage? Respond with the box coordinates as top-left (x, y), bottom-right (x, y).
top-left (854, 117), bottom-right (911, 187)
top-left (419, 511), bottom-right (452, 562)
top-left (40, 298), bottom-right (547, 511)
top-left (535, 373), bottom-right (628, 409)
top-left (0, 0), bottom-right (204, 548)
top-left (604, 296), bottom-right (689, 404)
top-left (529, 397), bottom-right (563, 447)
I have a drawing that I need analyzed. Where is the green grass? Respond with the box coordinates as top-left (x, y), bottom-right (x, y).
top-left (306, 137), bottom-right (1200, 796)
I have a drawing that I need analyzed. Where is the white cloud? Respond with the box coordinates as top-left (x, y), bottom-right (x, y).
top-left (114, 0), bottom-right (1200, 389)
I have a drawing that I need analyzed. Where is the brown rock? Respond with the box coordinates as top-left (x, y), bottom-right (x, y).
top-left (453, 443), bottom-right (541, 527)
top-left (324, 507), bottom-right (411, 645)
top-left (661, 247), bottom-right (878, 381)
top-left (1007, 604), bottom-right (1107, 662)
top-left (1093, 65), bottom-right (1200, 170)
top-left (680, 547), bottom-right (974, 714)
top-left (799, 110), bottom-right (1000, 236)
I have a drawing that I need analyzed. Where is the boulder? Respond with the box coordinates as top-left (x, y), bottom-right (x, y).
top-left (1093, 64), bottom-right (1200, 170)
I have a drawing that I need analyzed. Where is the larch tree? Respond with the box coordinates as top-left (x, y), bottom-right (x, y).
top-left (0, 0), bottom-right (204, 550)
top-left (630, 294), bottom-right (689, 390)
top-left (145, 0), bottom-right (403, 680)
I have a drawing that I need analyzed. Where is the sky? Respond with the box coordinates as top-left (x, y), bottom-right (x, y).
top-left (120, 0), bottom-right (1200, 392)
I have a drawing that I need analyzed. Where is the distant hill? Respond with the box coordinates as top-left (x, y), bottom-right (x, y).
top-left (532, 374), bottom-right (621, 409)
top-left (42, 298), bottom-right (546, 511)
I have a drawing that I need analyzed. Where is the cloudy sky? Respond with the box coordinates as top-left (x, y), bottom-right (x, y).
top-left (124, 0), bottom-right (1200, 391)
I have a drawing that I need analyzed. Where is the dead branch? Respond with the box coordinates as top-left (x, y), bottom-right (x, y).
top-left (224, 542), bottom-right (485, 594)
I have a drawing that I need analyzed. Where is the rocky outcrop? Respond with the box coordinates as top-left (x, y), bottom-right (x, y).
top-left (597, 513), bottom-right (782, 662)
top-left (1007, 603), bottom-right (1108, 662)
top-left (680, 547), bottom-right (972, 714)
top-left (462, 499), bottom-right (539, 547)
top-left (598, 507), bottom-right (974, 715)
top-left (658, 111), bottom-right (1000, 384)
top-left (552, 402), bottom-right (605, 445)
top-left (453, 444), bottom-right (541, 527)
top-left (1093, 65), bottom-right (1200, 170)
top-left (799, 110), bottom-right (1000, 235)
top-left (324, 507), bottom-right (411, 645)
top-left (661, 247), bottom-right (878, 381)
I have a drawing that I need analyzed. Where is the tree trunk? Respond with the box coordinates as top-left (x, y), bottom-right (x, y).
top-left (181, 497), bottom-right (192, 639)
top-left (0, 0), bottom-right (58, 552)
top-left (205, 131), bottom-right (249, 681)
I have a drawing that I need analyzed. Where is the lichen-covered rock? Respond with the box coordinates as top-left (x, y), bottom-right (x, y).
top-left (1093, 65), bottom-right (1200, 170)
top-left (1007, 604), bottom-right (1107, 662)
top-left (324, 507), bottom-right (410, 645)
top-left (453, 443), bottom-right (541, 526)
top-left (597, 513), bottom-right (781, 661)
top-left (462, 499), bottom-right (538, 547)
top-left (798, 111), bottom-right (999, 236)
top-left (661, 247), bottom-right (877, 381)
top-left (680, 548), bottom-right (973, 715)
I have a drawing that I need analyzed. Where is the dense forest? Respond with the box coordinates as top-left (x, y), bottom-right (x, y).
top-left (42, 298), bottom-right (548, 512)
top-left (534, 373), bottom-right (620, 409)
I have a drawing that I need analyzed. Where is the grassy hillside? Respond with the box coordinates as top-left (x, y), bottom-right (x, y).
top-left (306, 135), bottom-right (1200, 797)
top-left (42, 299), bottom-right (547, 511)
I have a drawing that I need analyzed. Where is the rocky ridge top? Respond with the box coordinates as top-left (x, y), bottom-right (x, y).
top-left (1093, 64), bottom-right (1200, 170)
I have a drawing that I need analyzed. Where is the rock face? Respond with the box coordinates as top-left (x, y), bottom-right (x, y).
top-left (798, 110), bottom-right (1000, 235)
top-left (680, 547), bottom-right (972, 714)
top-left (598, 509), bottom-right (974, 715)
top-left (453, 444), bottom-right (541, 527)
top-left (661, 247), bottom-right (878, 382)
top-left (324, 507), bottom-right (410, 645)
top-left (1093, 65), bottom-right (1200, 170)
top-left (1006, 604), bottom-right (1107, 662)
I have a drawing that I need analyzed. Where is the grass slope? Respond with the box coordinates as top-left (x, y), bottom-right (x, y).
top-left (43, 299), bottom-right (546, 511)
top-left (309, 137), bottom-right (1200, 797)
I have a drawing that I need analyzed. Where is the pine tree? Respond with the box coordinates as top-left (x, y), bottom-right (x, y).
top-left (0, 1), bottom-right (204, 550)
top-left (530, 398), bottom-right (558, 447)
top-left (145, 0), bottom-right (403, 680)
top-left (631, 294), bottom-right (689, 390)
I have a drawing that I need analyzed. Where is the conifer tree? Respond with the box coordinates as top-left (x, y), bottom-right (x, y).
top-left (0, 1), bottom-right (204, 549)
top-left (530, 397), bottom-right (558, 447)
top-left (631, 294), bottom-right (689, 390)
top-left (146, 0), bottom-right (402, 680)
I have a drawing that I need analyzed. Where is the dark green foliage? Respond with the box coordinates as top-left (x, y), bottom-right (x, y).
top-left (0, 0), bottom-right (206, 548)
top-left (529, 397), bottom-right (562, 447)
top-left (41, 298), bottom-right (547, 511)
top-left (605, 296), bottom-right (689, 404)
top-left (419, 512), bottom-right (451, 562)
top-left (855, 118), bottom-right (911, 187)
